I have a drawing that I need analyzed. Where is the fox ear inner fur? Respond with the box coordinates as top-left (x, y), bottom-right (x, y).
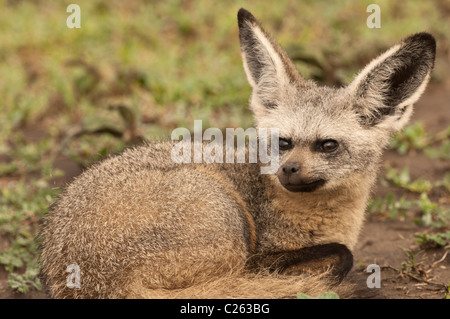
top-left (237, 8), bottom-right (305, 109)
top-left (349, 32), bottom-right (436, 129)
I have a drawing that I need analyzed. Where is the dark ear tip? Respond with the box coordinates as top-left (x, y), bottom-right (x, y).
top-left (238, 8), bottom-right (256, 27)
top-left (404, 32), bottom-right (437, 54)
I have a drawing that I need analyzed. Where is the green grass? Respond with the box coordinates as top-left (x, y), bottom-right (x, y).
top-left (400, 248), bottom-right (426, 275)
top-left (390, 123), bottom-right (450, 156)
top-left (415, 232), bottom-right (450, 249)
top-left (415, 193), bottom-right (450, 229)
top-left (367, 192), bottom-right (450, 228)
top-left (0, 0), bottom-right (449, 294)
top-left (297, 291), bottom-right (339, 299)
top-left (0, 178), bottom-right (60, 292)
top-left (366, 193), bottom-right (415, 220)
top-left (384, 166), bottom-right (433, 194)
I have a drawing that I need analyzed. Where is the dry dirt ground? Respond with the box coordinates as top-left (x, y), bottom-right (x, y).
top-left (349, 82), bottom-right (450, 299)
top-left (0, 83), bottom-right (449, 300)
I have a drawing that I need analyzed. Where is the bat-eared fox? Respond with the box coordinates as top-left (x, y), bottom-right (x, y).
top-left (39, 8), bottom-right (436, 298)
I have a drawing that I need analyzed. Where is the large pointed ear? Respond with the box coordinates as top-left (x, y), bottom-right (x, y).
top-left (237, 8), bottom-right (304, 110)
top-left (349, 32), bottom-right (436, 132)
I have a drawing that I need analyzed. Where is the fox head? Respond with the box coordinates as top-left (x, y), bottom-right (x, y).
top-left (237, 8), bottom-right (436, 194)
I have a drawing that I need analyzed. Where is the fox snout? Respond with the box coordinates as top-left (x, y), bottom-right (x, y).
top-left (277, 162), bottom-right (326, 192)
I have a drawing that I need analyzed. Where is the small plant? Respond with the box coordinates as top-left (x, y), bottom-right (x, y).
top-left (401, 249), bottom-right (426, 275)
top-left (384, 166), bottom-right (432, 193)
top-left (425, 140), bottom-right (450, 160)
top-left (366, 193), bottom-right (415, 219)
top-left (368, 193), bottom-right (450, 230)
top-left (297, 291), bottom-right (339, 299)
top-left (415, 232), bottom-right (450, 248)
top-left (0, 238), bottom-right (43, 294)
top-left (435, 173), bottom-right (450, 193)
top-left (0, 178), bottom-right (60, 293)
top-left (7, 265), bottom-right (42, 293)
top-left (390, 123), bottom-right (450, 157)
top-left (0, 134), bottom-right (62, 178)
top-left (423, 126), bottom-right (450, 160)
top-left (390, 122), bottom-right (427, 154)
top-left (414, 193), bottom-right (450, 228)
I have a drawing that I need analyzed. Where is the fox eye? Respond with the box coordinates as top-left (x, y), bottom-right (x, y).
top-left (319, 139), bottom-right (339, 153)
top-left (279, 138), bottom-right (292, 151)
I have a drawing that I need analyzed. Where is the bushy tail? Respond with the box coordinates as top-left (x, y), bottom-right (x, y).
top-left (126, 270), bottom-right (353, 299)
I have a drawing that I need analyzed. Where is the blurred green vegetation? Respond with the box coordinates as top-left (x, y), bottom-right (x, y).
top-left (0, 0), bottom-right (448, 157)
top-left (0, 0), bottom-right (449, 294)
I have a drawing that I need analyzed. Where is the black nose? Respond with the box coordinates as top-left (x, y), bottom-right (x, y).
top-left (282, 162), bottom-right (300, 174)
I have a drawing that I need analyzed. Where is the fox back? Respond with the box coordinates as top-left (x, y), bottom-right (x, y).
top-left (39, 9), bottom-right (435, 298)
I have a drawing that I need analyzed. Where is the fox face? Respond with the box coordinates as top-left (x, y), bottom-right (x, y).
top-left (237, 9), bottom-right (435, 194)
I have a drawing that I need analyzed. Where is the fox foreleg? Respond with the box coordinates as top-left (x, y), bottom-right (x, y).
top-left (247, 243), bottom-right (353, 284)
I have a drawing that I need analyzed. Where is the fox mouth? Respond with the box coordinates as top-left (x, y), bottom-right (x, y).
top-left (281, 179), bottom-right (326, 193)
